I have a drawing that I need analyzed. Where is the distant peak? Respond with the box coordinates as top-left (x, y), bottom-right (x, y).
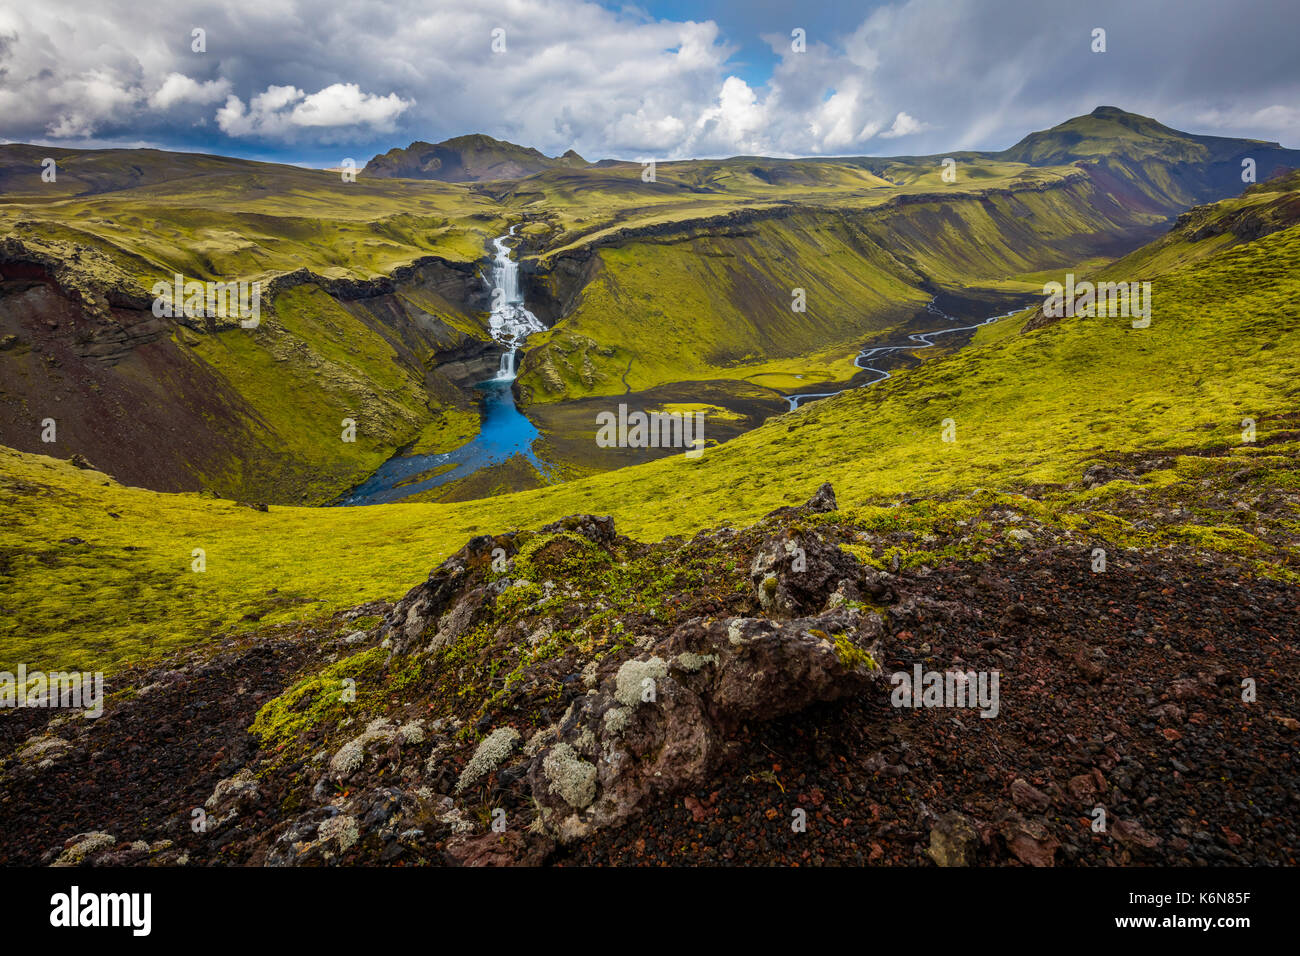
top-left (366, 134), bottom-right (588, 182)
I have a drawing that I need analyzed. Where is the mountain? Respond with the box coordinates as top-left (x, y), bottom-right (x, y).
top-left (364, 134), bottom-right (589, 182)
top-left (997, 105), bottom-right (1299, 210)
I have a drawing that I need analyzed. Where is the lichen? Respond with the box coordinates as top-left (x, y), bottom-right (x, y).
top-left (52, 831), bottom-right (116, 866)
top-left (543, 742), bottom-right (598, 809)
top-left (318, 814), bottom-right (359, 852)
top-left (455, 726), bottom-right (521, 792)
top-left (614, 656), bottom-right (667, 707)
top-left (603, 705), bottom-right (632, 735)
top-left (329, 720), bottom-right (396, 776)
top-left (673, 651), bottom-right (717, 673)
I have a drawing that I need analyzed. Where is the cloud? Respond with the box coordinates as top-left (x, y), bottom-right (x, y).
top-left (149, 73), bottom-right (232, 110)
top-left (290, 84), bottom-right (411, 129)
top-left (879, 111), bottom-right (929, 139)
top-left (148, 73), bottom-right (232, 110)
top-left (0, 0), bottom-right (1295, 160)
top-left (215, 83), bottom-right (411, 138)
top-left (216, 83), bottom-right (412, 138)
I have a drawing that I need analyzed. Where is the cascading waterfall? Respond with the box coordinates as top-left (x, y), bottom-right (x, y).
top-left (333, 224), bottom-right (553, 505)
top-left (487, 225), bottom-right (545, 381)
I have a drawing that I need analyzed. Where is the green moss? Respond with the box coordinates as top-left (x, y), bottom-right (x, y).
top-left (833, 632), bottom-right (878, 671)
top-left (512, 531), bottom-right (611, 581)
top-left (249, 646), bottom-right (386, 749)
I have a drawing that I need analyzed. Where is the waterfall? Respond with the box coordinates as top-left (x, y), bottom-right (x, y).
top-left (486, 225), bottom-right (545, 381)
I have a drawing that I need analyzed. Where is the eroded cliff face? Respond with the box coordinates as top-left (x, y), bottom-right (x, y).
top-left (0, 240), bottom-right (499, 503)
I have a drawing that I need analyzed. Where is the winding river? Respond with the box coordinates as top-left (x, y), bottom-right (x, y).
top-left (783, 297), bottom-right (1023, 411)
top-left (335, 228), bottom-right (548, 506)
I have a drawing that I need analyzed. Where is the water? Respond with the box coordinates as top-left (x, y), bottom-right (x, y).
top-left (336, 227), bottom-right (549, 506)
top-left (784, 297), bottom-right (1023, 411)
top-left (486, 226), bottom-right (546, 381)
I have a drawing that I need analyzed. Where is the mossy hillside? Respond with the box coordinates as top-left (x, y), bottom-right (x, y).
top-left (0, 148), bottom-right (506, 281)
top-left (848, 176), bottom-right (1166, 287)
top-left (994, 107), bottom-right (1299, 211)
top-left (519, 216), bottom-right (925, 401)
top-left (516, 159), bottom-right (1094, 261)
top-left (183, 284), bottom-right (470, 502)
top-left (833, 462), bottom-right (1299, 581)
top-left (1094, 169), bottom-right (1300, 281)
top-left (408, 407), bottom-right (480, 455)
top-left (3, 200), bottom-right (1298, 675)
top-left (250, 646), bottom-right (389, 752)
top-left (517, 176), bottom-right (1168, 404)
top-left (1001, 110), bottom-right (1211, 163)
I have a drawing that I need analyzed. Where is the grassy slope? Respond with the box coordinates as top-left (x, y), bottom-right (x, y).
top-left (1099, 170), bottom-right (1300, 279)
top-left (517, 172), bottom-right (1165, 403)
top-left (4, 191), bottom-right (1297, 673)
top-left (0, 146), bottom-right (504, 278)
top-left (181, 285), bottom-right (446, 501)
top-left (520, 211), bottom-right (928, 399)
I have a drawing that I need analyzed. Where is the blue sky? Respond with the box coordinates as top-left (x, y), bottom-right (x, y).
top-left (1, 0), bottom-right (1298, 167)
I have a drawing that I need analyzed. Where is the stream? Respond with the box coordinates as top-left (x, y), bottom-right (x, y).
top-left (783, 297), bottom-right (1023, 410)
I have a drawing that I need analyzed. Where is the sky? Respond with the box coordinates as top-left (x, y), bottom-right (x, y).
top-left (1, 0), bottom-right (1298, 167)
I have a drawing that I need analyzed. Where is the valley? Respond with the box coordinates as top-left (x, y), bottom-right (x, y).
top-left (2, 105), bottom-right (1299, 872)
top-left (6, 108), bottom-right (1287, 507)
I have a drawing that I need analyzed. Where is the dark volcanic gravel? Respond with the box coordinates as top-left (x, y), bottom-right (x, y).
top-left (556, 548), bottom-right (1299, 866)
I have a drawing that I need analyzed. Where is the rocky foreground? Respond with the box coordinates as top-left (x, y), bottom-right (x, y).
top-left (2, 467), bottom-right (1298, 866)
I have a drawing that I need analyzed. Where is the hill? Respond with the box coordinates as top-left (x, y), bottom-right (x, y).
top-left (365, 134), bottom-right (589, 182)
top-left (998, 105), bottom-right (1298, 210)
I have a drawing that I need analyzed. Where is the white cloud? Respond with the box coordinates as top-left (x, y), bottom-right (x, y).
top-left (216, 84), bottom-right (412, 137)
top-left (290, 84), bottom-right (411, 130)
top-left (879, 111), bottom-right (929, 139)
top-left (44, 68), bottom-right (139, 138)
top-left (149, 73), bottom-right (232, 110)
top-left (0, 0), bottom-right (1295, 158)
